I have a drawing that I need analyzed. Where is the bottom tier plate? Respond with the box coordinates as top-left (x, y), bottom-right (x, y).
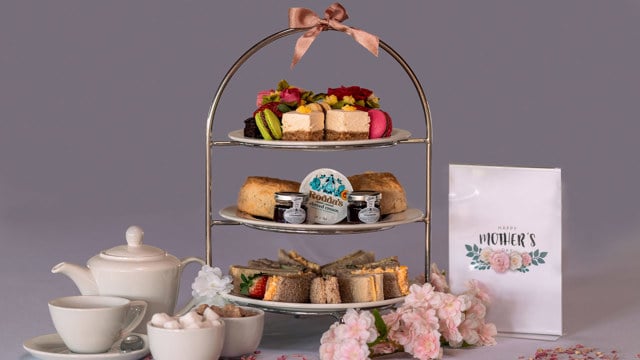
top-left (222, 293), bottom-right (404, 314)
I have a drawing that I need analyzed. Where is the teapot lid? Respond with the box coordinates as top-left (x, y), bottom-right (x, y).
top-left (101, 226), bottom-right (166, 260)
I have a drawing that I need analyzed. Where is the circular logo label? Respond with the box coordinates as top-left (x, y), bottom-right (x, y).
top-left (299, 168), bottom-right (353, 224)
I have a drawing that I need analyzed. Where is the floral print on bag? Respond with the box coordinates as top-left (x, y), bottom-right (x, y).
top-left (465, 245), bottom-right (548, 273)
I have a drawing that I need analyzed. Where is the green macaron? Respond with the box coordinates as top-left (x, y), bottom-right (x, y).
top-left (254, 108), bottom-right (282, 140)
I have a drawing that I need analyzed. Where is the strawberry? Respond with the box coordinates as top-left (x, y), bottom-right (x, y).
top-left (239, 274), bottom-right (269, 299)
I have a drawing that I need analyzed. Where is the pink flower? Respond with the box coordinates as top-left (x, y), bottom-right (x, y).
top-left (459, 316), bottom-right (481, 345)
top-left (466, 300), bottom-right (487, 320)
top-left (319, 263), bottom-right (498, 359)
top-left (477, 322), bottom-right (498, 346)
top-left (337, 308), bottom-right (377, 343)
top-left (479, 248), bottom-right (493, 263)
top-left (465, 279), bottom-right (491, 305)
top-left (440, 318), bottom-right (464, 347)
top-left (280, 87), bottom-right (302, 106)
top-left (320, 323), bottom-right (338, 344)
top-left (489, 250), bottom-right (510, 273)
top-left (405, 331), bottom-right (443, 360)
top-left (319, 341), bottom-right (337, 360)
top-left (437, 293), bottom-right (464, 323)
top-left (429, 263), bottom-right (450, 293)
top-left (521, 252), bottom-right (532, 267)
top-left (509, 251), bottom-right (523, 270)
top-left (256, 89), bottom-right (274, 107)
top-left (405, 283), bottom-right (443, 308)
top-left (334, 338), bottom-right (370, 360)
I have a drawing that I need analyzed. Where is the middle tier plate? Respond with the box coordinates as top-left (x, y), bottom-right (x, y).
top-left (219, 206), bottom-right (425, 234)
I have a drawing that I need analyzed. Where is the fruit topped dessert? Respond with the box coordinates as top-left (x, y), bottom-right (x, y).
top-left (242, 80), bottom-right (393, 141)
top-left (244, 80), bottom-right (322, 140)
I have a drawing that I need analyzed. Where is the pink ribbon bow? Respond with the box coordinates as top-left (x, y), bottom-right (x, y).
top-left (288, 2), bottom-right (380, 68)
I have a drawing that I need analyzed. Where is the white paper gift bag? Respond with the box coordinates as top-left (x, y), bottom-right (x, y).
top-left (449, 164), bottom-right (562, 339)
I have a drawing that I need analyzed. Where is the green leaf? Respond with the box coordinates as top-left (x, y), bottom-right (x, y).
top-left (534, 249), bottom-right (540, 257)
top-left (473, 244), bottom-right (479, 252)
top-left (277, 79), bottom-right (290, 91)
top-left (466, 252), bottom-right (475, 258)
top-left (371, 309), bottom-right (388, 339)
top-left (465, 244), bottom-right (473, 252)
top-left (277, 103), bottom-right (293, 113)
top-left (540, 252), bottom-right (548, 258)
top-left (532, 259), bottom-right (538, 266)
top-left (537, 258), bottom-right (546, 264)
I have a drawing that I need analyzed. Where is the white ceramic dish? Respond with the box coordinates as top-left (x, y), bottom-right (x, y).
top-left (227, 128), bottom-right (412, 149)
top-left (219, 206), bottom-right (424, 234)
top-left (222, 293), bottom-right (404, 313)
top-left (23, 333), bottom-right (149, 360)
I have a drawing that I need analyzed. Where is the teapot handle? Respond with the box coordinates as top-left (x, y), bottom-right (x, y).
top-left (173, 256), bottom-right (207, 316)
top-left (180, 256), bottom-right (206, 267)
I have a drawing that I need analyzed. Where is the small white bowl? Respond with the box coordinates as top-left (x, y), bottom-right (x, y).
top-left (220, 307), bottom-right (265, 358)
top-left (147, 321), bottom-right (225, 360)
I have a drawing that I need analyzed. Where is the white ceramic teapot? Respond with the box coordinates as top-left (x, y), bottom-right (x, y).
top-left (52, 225), bottom-right (205, 333)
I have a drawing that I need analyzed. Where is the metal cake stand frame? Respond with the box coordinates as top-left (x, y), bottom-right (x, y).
top-left (203, 28), bottom-right (433, 316)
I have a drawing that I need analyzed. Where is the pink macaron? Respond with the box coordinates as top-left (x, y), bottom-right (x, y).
top-left (368, 109), bottom-right (393, 139)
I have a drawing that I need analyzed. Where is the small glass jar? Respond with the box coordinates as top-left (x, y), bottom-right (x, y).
top-left (273, 192), bottom-right (308, 224)
top-left (347, 191), bottom-right (382, 224)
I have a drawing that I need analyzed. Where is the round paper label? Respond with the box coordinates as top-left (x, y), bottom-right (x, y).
top-left (299, 168), bottom-right (353, 224)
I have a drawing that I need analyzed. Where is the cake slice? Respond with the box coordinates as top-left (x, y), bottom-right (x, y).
top-left (281, 105), bottom-right (325, 141)
top-left (325, 107), bottom-right (370, 141)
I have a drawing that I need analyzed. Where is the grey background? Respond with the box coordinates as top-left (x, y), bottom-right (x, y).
top-left (2, 1), bottom-right (639, 359)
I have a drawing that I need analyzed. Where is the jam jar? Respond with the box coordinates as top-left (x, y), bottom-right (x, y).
top-left (347, 191), bottom-right (382, 224)
top-left (273, 192), bottom-right (308, 224)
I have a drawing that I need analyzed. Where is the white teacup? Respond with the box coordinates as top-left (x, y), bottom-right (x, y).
top-left (220, 307), bottom-right (265, 358)
top-left (48, 295), bottom-right (147, 354)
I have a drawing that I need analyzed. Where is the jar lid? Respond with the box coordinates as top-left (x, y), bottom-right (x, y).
top-left (348, 191), bottom-right (382, 202)
top-left (275, 192), bottom-right (308, 201)
top-left (299, 168), bottom-right (353, 224)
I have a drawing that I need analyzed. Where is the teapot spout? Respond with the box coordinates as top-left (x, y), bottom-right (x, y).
top-left (51, 262), bottom-right (99, 295)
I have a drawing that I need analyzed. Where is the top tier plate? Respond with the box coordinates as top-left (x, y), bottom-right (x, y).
top-left (227, 128), bottom-right (412, 150)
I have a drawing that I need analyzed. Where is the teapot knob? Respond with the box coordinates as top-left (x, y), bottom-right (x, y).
top-left (125, 225), bottom-right (144, 247)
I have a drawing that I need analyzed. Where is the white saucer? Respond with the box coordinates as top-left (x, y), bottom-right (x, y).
top-left (23, 333), bottom-right (149, 360)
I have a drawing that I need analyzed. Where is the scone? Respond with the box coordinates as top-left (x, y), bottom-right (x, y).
top-left (348, 172), bottom-right (407, 215)
top-left (237, 176), bottom-right (301, 219)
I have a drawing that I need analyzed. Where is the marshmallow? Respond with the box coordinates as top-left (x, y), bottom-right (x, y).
top-left (182, 321), bottom-right (203, 329)
top-left (203, 307), bottom-right (221, 322)
top-left (179, 311), bottom-right (204, 327)
top-left (163, 320), bottom-right (181, 329)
